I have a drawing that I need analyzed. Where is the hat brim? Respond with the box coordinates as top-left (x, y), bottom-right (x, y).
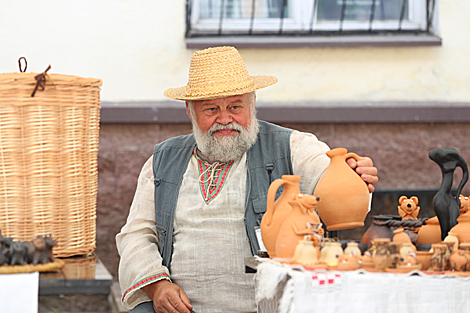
top-left (164, 75), bottom-right (277, 101)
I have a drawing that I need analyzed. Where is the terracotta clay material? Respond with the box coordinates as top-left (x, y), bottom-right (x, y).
top-left (398, 196), bottom-right (420, 220)
top-left (417, 216), bottom-right (442, 245)
top-left (372, 238), bottom-right (390, 271)
top-left (314, 148), bottom-right (370, 231)
top-left (261, 175), bottom-right (301, 258)
top-left (450, 214), bottom-right (470, 243)
top-left (393, 227), bottom-right (413, 245)
top-left (430, 243), bottom-right (449, 272)
top-left (415, 251), bottom-right (433, 270)
top-left (275, 199), bottom-right (321, 259)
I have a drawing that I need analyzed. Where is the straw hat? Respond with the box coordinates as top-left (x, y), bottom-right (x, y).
top-left (164, 46), bottom-right (277, 101)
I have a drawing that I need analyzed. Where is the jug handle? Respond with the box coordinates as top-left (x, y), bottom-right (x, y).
top-left (345, 152), bottom-right (369, 186)
top-left (265, 179), bottom-right (287, 227)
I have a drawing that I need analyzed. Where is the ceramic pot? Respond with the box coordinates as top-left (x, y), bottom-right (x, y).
top-left (261, 175), bottom-right (301, 258)
top-left (399, 243), bottom-right (415, 261)
top-left (417, 216), bottom-right (442, 245)
top-left (393, 227), bottom-right (412, 245)
top-left (388, 242), bottom-right (402, 268)
top-left (361, 215), bottom-right (395, 247)
top-left (449, 249), bottom-right (469, 272)
top-left (314, 148), bottom-right (370, 231)
top-left (430, 243), bottom-right (449, 271)
top-left (460, 242), bottom-right (470, 251)
top-left (442, 242), bottom-right (454, 270)
top-left (372, 238), bottom-right (390, 271)
top-left (275, 200), bottom-right (321, 259)
top-left (443, 232), bottom-right (459, 251)
top-left (320, 242), bottom-right (343, 266)
top-left (344, 241), bottom-right (362, 258)
top-left (291, 240), bottom-right (318, 265)
top-left (415, 251), bottom-right (433, 270)
top-left (449, 214), bottom-right (470, 243)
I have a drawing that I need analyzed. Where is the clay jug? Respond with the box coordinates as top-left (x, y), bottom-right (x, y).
top-left (314, 148), bottom-right (370, 231)
top-left (443, 232), bottom-right (459, 251)
top-left (449, 214), bottom-right (470, 243)
top-left (320, 241), bottom-right (343, 266)
top-left (291, 240), bottom-right (318, 265)
top-left (430, 243), bottom-right (449, 271)
top-left (393, 227), bottom-right (412, 245)
top-left (449, 249), bottom-right (469, 272)
top-left (361, 215), bottom-right (395, 247)
top-left (415, 251), bottom-right (433, 270)
top-left (275, 200), bottom-right (319, 259)
top-left (261, 175), bottom-right (301, 258)
top-left (344, 241), bottom-right (362, 258)
top-left (417, 216), bottom-right (442, 244)
top-left (372, 238), bottom-right (390, 271)
top-left (387, 242), bottom-right (402, 268)
top-left (400, 243), bottom-right (416, 261)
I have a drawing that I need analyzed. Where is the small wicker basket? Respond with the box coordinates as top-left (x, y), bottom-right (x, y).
top-left (0, 69), bottom-right (102, 257)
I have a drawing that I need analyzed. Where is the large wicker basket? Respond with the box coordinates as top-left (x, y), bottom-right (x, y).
top-left (0, 71), bottom-right (102, 257)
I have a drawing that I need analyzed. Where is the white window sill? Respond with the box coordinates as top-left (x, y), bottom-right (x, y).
top-left (186, 34), bottom-right (442, 49)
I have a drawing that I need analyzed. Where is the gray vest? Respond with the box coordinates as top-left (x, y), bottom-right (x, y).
top-left (153, 121), bottom-right (293, 270)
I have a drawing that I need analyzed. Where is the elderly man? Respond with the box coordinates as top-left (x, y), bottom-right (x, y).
top-left (116, 46), bottom-right (378, 313)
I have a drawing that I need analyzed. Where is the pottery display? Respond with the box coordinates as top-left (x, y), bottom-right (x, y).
top-left (335, 254), bottom-right (360, 271)
top-left (415, 251), bottom-right (433, 270)
top-left (388, 242), bottom-right (402, 269)
top-left (393, 227), bottom-right (412, 245)
top-left (344, 241), bottom-right (362, 258)
top-left (398, 196), bottom-right (420, 220)
top-left (417, 216), bottom-right (442, 244)
top-left (429, 147), bottom-right (469, 240)
top-left (443, 232), bottom-right (459, 251)
top-left (291, 240), bottom-right (318, 265)
top-left (399, 243), bottom-right (415, 261)
top-left (460, 194), bottom-right (470, 215)
top-left (449, 213), bottom-right (470, 243)
top-left (319, 241), bottom-right (344, 266)
top-left (314, 148), bottom-right (370, 231)
top-left (261, 175), bottom-right (301, 258)
top-left (430, 243), bottom-right (449, 271)
top-left (449, 249), bottom-right (470, 272)
top-left (361, 215), bottom-right (395, 247)
top-left (275, 199), bottom-right (323, 259)
top-left (371, 238), bottom-right (390, 271)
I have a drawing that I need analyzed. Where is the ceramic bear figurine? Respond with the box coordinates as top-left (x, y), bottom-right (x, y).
top-left (398, 196), bottom-right (420, 219)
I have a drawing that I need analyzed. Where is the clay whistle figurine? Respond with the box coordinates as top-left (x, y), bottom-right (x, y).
top-left (398, 196), bottom-right (420, 219)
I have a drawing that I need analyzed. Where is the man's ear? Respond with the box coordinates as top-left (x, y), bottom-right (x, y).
top-left (185, 101), bottom-right (193, 122)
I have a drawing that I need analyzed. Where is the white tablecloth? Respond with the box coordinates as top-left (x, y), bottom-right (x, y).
top-left (0, 272), bottom-right (39, 313)
top-left (254, 258), bottom-right (470, 313)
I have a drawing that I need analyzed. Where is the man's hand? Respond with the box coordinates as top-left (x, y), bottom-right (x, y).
top-left (346, 156), bottom-right (378, 193)
top-left (142, 280), bottom-right (193, 313)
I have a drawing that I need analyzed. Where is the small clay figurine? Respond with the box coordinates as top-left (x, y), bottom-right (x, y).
top-left (9, 241), bottom-right (26, 265)
top-left (460, 194), bottom-right (470, 216)
top-left (44, 234), bottom-right (57, 263)
top-left (429, 147), bottom-right (469, 240)
top-left (398, 196), bottom-right (420, 219)
top-left (31, 236), bottom-right (46, 265)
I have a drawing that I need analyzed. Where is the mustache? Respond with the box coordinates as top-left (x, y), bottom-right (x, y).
top-left (208, 122), bottom-right (243, 135)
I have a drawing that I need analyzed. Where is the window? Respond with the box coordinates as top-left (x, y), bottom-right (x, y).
top-left (186, 0), bottom-right (440, 48)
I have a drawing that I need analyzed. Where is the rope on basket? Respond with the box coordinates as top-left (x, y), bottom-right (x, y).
top-left (31, 64), bottom-right (52, 97)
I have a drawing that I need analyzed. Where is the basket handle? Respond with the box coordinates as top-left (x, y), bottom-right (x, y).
top-left (18, 57), bottom-right (27, 73)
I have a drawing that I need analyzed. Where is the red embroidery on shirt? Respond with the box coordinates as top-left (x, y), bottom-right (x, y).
top-left (122, 272), bottom-right (169, 302)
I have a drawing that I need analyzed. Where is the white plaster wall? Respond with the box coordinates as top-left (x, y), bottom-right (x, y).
top-left (0, 0), bottom-right (468, 103)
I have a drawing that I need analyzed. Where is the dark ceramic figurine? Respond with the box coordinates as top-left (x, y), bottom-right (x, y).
top-left (429, 147), bottom-right (469, 240)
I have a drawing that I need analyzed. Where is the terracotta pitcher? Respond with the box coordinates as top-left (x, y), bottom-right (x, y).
top-left (314, 148), bottom-right (370, 231)
top-left (275, 199), bottom-right (321, 259)
top-left (261, 175), bottom-right (301, 258)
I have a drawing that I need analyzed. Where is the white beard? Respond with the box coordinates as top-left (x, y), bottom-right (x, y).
top-left (192, 117), bottom-right (259, 163)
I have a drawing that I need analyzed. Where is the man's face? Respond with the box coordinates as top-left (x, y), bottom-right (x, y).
top-left (186, 93), bottom-right (252, 135)
top-left (186, 93), bottom-right (259, 162)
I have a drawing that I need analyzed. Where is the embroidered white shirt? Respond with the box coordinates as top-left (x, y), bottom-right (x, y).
top-left (116, 130), bottom-right (330, 311)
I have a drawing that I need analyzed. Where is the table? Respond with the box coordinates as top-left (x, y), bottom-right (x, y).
top-left (251, 257), bottom-right (470, 313)
top-left (39, 253), bottom-right (113, 295)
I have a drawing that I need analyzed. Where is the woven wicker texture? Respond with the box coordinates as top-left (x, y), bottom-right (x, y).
top-left (164, 46), bottom-right (277, 100)
top-left (0, 72), bottom-right (102, 257)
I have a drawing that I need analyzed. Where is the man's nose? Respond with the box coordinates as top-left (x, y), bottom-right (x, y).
top-left (216, 110), bottom-right (233, 125)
